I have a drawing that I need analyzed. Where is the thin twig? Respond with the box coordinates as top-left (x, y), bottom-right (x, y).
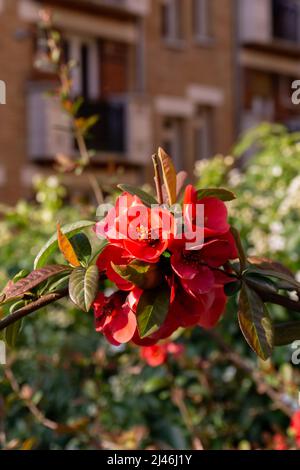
top-left (0, 288), bottom-right (68, 332)
top-left (4, 364), bottom-right (61, 431)
top-left (208, 330), bottom-right (294, 417)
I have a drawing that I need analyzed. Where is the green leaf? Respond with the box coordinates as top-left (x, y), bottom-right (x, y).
top-left (244, 272), bottom-right (278, 293)
top-left (5, 320), bottom-right (23, 348)
top-left (111, 261), bottom-right (162, 290)
top-left (244, 266), bottom-right (300, 291)
top-left (1, 265), bottom-right (70, 305)
top-left (224, 281), bottom-right (242, 297)
top-left (34, 220), bottom-right (94, 269)
top-left (70, 233), bottom-right (92, 266)
top-left (90, 239), bottom-right (108, 264)
top-left (5, 301), bottom-right (24, 347)
top-left (69, 266), bottom-right (99, 312)
top-left (238, 285), bottom-right (274, 360)
top-left (158, 147), bottom-right (177, 205)
top-left (196, 188), bottom-right (236, 201)
top-left (248, 257), bottom-right (295, 278)
top-left (117, 184), bottom-right (158, 207)
top-left (45, 272), bottom-right (71, 294)
top-left (137, 285), bottom-right (170, 338)
top-left (12, 270), bottom-right (30, 283)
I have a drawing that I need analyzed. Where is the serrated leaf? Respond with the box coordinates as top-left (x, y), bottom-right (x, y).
top-left (111, 261), bottom-right (162, 290)
top-left (238, 285), bottom-right (274, 360)
top-left (196, 188), bottom-right (236, 201)
top-left (69, 266), bottom-right (99, 312)
top-left (137, 285), bottom-right (170, 338)
top-left (34, 220), bottom-right (94, 269)
top-left (57, 223), bottom-right (81, 267)
top-left (70, 233), bottom-right (91, 266)
top-left (1, 265), bottom-right (70, 304)
top-left (117, 184), bottom-right (157, 207)
top-left (158, 147), bottom-right (177, 205)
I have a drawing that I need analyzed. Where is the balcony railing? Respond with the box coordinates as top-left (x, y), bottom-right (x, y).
top-left (239, 0), bottom-right (300, 46)
top-left (27, 83), bottom-right (152, 163)
top-left (88, 0), bottom-right (150, 16)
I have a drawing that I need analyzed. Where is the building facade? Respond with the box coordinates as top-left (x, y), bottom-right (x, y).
top-left (238, 0), bottom-right (300, 132)
top-left (0, 0), bottom-right (236, 203)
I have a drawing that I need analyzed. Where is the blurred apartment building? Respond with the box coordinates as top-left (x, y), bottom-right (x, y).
top-left (0, 0), bottom-right (236, 203)
top-left (238, 0), bottom-right (300, 131)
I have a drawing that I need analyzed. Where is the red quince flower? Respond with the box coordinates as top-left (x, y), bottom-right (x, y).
top-left (290, 410), bottom-right (300, 446)
top-left (96, 244), bottom-right (134, 291)
top-left (183, 185), bottom-right (230, 239)
top-left (170, 284), bottom-right (227, 329)
top-left (95, 192), bottom-right (174, 263)
top-left (171, 233), bottom-right (237, 299)
top-left (140, 341), bottom-right (185, 367)
top-left (93, 292), bottom-right (136, 346)
top-left (273, 433), bottom-right (288, 451)
top-left (140, 344), bottom-right (168, 367)
top-left (130, 288), bottom-right (180, 346)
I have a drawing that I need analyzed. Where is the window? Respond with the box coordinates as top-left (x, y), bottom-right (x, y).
top-left (161, 117), bottom-right (184, 170)
top-left (67, 36), bottom-right (100, 100)
top-left (80, 44), bottom-right (89, 99)
top-left (161, 0), bottom-right (183, 43)
top-left (100, 40), bottom-right (128, 97)
top-left (193, 0), bottom-right (211, 41)
top-left (194, 107), bottom-right (213, 160)
top-left (272, 0), bottom-right (300, 43)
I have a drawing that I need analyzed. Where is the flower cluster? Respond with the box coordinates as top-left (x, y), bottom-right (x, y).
top-left (93, 184), bottom-right (237, 346)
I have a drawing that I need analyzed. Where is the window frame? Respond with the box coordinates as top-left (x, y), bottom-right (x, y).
top-left (192, 0), bottom-right (213, 45)
top-left (160, 0), bottom-right (185, 48)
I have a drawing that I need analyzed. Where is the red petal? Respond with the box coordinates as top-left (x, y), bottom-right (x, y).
top-left (200, 197), bottom-right (229, 236)
top-left (198, 288), bottom-right (227, 329)
top-left (109, 305), bottom-right (137, 344)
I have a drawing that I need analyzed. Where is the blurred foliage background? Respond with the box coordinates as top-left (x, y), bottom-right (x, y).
top-left (1, 124), bottom-right (300, 450)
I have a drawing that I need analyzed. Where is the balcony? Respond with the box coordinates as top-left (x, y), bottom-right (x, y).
top-left (38, 0), bottom-right (150, 17)
top-left (27, 82), bottom-right (152, 164)
top-left (239, 0), bottom-right (273, 44)
top-left (239, 0), bottom-right (300, 48)
top-left (85, 0), bottom-right (150, 17)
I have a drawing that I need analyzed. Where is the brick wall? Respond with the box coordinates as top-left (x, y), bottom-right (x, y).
top-left (145, 0), bottom-right (236, 174)
top-left (0, 0), bottom-right (33, 203)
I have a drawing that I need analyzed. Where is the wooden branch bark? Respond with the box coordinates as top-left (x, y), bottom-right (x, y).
top-left (0, 288), bottom-right (68, 332)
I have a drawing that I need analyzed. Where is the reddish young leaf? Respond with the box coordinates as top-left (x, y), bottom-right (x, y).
top-left (2, 265), bottom-right (70, 303)
top-left (158, 147), bottom-right (177, 205)
top-left (238, 285), bottom-right (274, 360)
top-left (57, 223), bottom-right (81, 267)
